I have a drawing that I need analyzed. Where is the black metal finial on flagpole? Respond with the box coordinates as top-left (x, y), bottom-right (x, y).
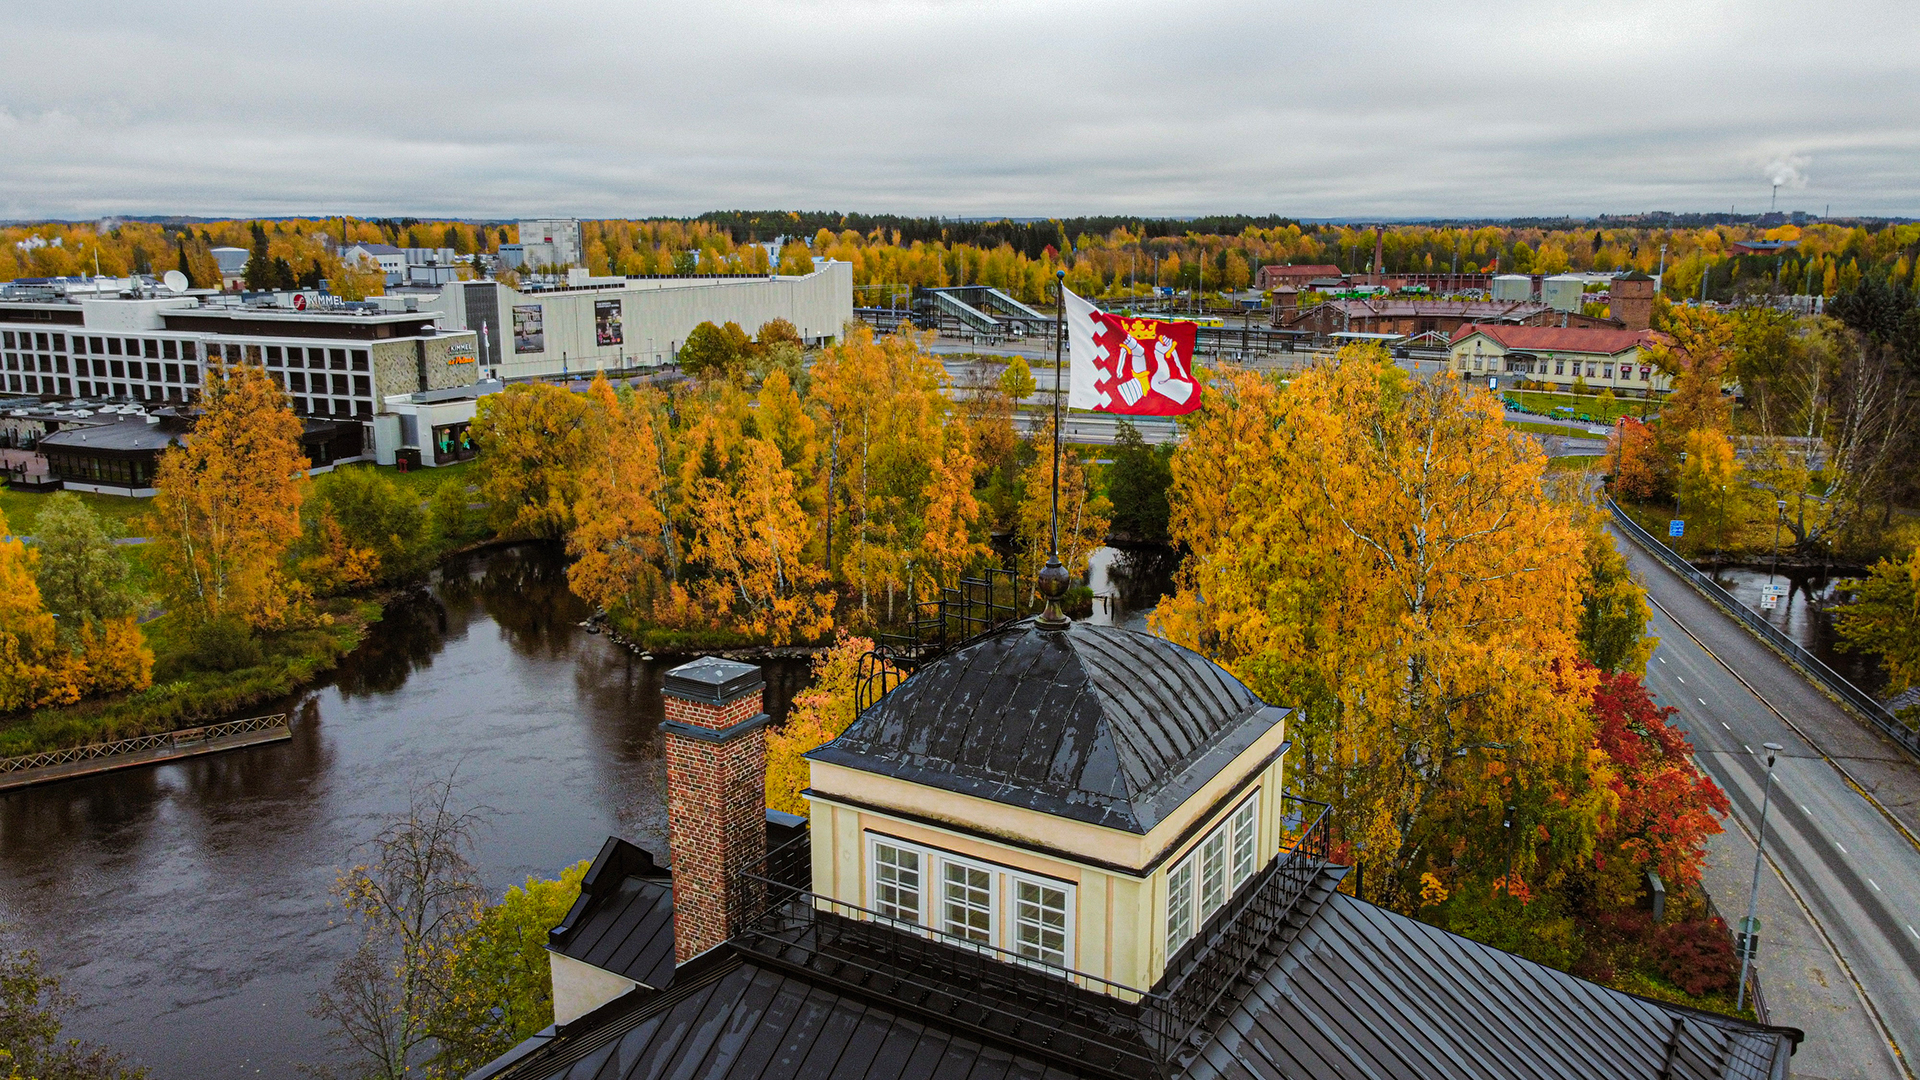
top-left (1037, 268), bottom-right (1070, 629)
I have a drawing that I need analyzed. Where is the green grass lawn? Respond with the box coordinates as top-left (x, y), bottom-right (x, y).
top-left (1506, 390), bottom-right (1655, 425)
top-left (324, 459), bottom-right (475, 500)
top-left (0, 484), bottom-right (152, 537)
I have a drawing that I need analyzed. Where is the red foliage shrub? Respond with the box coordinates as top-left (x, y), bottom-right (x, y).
top-left (1655, 917), bottom-right (1737, 997)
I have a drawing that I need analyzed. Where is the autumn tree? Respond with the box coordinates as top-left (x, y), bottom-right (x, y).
top-left (432, 862), bottom-right (588, 1076)
top-left (1607, 417), bottom-right (1662, 501)
top-left (0, 511), bottom-right (78, 713)
top-left (1574, 505), bottom-right (1656, 675)
top-left (999, 356), bottom-right (1036, 402)
top-left (0, 935), bottom-right (147, 1080)
top-left (915, 426), bottom-right (992, 594)
top-left (1152, 349), bottom-right (1597, 906)
top-left (1675, 427), bottom-right (1741, 555)
top-left (566, 375), bottom-right (669, 621)
top-left (1015, 418), bottom-right (1111, 601)
top-left (32, 493), bottom-right (139, 634)
top-left (764, 634), bottom-right (886, 815)
top-left (471, 382), bottom-right (595, 540)
top-left (1586, 670), bottom-right (1729, 904)
top-left (809, 324), bottom-right (949, 624)
top-left (148, 364), bottom-right (309, 629)
top-left (683, 438), bottom-right (832, 645)
top-left (299, 467), bottom-right (430, 591)
top-left (1836, 545), bottom-right (1920, 694)
top-left (312, 776), bottom-right (487, 1080)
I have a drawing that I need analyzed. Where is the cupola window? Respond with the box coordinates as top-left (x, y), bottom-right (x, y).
top-left (866, 834), bottom-right (1076, 968)
top-left (1166, 791), bottom-right (1262, 957)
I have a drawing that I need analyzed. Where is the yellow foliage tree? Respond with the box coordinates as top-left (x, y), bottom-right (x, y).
top-left (567, 375), bottom-right (669, 620)
top-left (148, 364), bottom-right (309, 629)
top-left (915, 427), bottom-right (992, 595)
top-left (765, 634), bottom-right (888, 815)
top-left (471, 382), bottom-right (595, 540)
top-left (0, 513), bottom-right (79, 712)
top-left (1151, 349), bottom-right (1598, 905)
top-left (685, 438), bottom-right (833, 645)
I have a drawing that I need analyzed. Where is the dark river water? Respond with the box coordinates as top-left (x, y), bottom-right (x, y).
top-left (0, 544), bottom-right (807, 1079)
top-left (1704, 562), bottom-right (1887, 697)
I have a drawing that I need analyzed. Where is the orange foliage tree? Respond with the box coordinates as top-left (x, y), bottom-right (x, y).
top-left (148, 364), bottom-right (309, 629)
top-left (471, 382), bottom-right (595, 540)
top-left (566, 375), bottom-right (670, 621)
top-left (1152, 348), bottom-right (1599, 906)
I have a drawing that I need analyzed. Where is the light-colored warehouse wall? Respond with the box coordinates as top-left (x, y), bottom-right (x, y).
top-left (426, 262), bottom-right (853, 379)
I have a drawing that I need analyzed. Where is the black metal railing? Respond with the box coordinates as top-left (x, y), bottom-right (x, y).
top-left (729, 800), bottom-right (1335, 1077)
top-left (1608, 498), bottom-right (1920, 758)
top-left (856, 567), bottom-right (1019, 712)
top-left (1141, 796), bottom-right (1333, 1059)
top-left (0, 714), bottom-right (290, 777)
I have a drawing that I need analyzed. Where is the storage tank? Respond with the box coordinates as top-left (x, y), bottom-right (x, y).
top-left (1543, 275), bottom-right (1585, 313)
top-left (1492, 274), bottom-right (1534, 302)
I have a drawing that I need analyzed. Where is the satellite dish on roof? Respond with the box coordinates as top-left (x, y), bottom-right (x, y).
top-left (162, 270), bottom-right (188, 293)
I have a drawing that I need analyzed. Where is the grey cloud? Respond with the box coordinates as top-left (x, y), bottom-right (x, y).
top-left (0, 0), bottom-right (1914, 219)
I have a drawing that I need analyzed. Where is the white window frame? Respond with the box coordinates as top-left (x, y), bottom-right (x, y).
top-left (937, 851), bottom-right (998, 948)
top-left (868, 837), bottom-right (925, 927)
top-left (1165, 789), bottom-right (1262, 959)
top-left (865, 832), bottom-right (1075, 970)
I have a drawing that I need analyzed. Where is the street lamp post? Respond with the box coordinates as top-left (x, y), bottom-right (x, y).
top-left (1673, 451), bottom-right (1688, 522)
top-left (1770, 499), bottom-right (1787, 583)
top-left (1736, 742), bottom-right (1785, 1013)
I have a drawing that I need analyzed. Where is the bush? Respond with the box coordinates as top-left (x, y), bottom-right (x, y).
top-left (190, 616), bottom-right (262, 672)
top-left (1655, 917), bottom-right (1737, 998)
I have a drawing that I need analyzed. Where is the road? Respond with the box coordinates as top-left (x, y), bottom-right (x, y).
top-left (1618, 528), bottom-right (1920, 1080)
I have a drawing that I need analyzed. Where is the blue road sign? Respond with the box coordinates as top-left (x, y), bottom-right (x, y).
top-left (1669, 520), bottom-right (1685, 537)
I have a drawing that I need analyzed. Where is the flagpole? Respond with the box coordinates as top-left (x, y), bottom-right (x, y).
top-left (1037, 268), bottom-right (1070, 628)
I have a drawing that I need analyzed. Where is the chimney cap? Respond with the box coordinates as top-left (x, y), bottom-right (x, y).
top-left (663, 656), bottom-right (765, 705)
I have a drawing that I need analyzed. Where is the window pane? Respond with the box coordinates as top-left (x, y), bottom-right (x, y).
top-left (1231, 797), bottom-right (1259, 887)
top-left (1200, 831), bottom-right (1228, 918)
top-left (942, 863), bottom-right (992, 944)
top-left (1015, 880), bottom-right (1068, 967)
top-left (873, 844), bottom-right (921, 925)
top-left (1166, 860), bottom-right (1194, 957)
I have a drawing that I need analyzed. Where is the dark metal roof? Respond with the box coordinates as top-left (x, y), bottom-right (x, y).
top-left (807, 619), bottom-right (1286, 834)
top-left (37, 418), bottom-right (175, 452)
top-left (546, 838), bottom-right (676, 990)
top-left (483, 885), bottom-right (1798, 1080)
top-left (1188, 890), bottom-right (1799, 1080)
top-left (485, 954), bottom-right (1085, 1080)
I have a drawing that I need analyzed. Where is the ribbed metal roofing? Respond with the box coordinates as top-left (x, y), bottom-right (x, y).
top-left (1187, 891), bottom-right (1798, 1080)
top-left (807, 619), bottom-right (1286, 834)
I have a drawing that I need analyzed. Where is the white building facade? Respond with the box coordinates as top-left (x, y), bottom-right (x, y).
top-left (424, 261), bottom-right (853, 379)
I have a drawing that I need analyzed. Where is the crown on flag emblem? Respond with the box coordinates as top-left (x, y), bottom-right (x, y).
top-left (1125, 319), bottom-right (1159, 340)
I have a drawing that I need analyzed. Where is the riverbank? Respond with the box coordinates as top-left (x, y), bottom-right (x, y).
top-left (0, 597), bottom-right (380, 758)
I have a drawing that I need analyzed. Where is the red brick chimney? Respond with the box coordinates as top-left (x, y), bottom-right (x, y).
top-left (661, 656), bottom-right (770, 963)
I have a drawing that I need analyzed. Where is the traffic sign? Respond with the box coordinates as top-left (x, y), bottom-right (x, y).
top-left (1668, 520), bottom-right (1685, 538)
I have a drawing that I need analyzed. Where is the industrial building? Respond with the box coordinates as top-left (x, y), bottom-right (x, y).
top-left (423, 261), bottom-right (853, 379)
top-left (1274, 295), bottom-right (1621, 338)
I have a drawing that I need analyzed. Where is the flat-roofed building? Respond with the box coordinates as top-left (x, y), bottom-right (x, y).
top-left (426, 262), bottom-right (853, 379)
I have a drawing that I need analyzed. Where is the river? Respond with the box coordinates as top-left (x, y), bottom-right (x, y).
top-left (1704, 562), bottom-right (1887, 696)
top-left (0, 544), bottom-right (808, 1079)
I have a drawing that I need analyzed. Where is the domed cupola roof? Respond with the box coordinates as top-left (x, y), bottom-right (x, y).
top-left (807, 618), bottom-right (1288, 834)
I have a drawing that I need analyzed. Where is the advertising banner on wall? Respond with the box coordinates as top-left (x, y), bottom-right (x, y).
top-left (512, 304), bottom-right (544, 354)
top-left (595, 299), bottom-right (623, 346)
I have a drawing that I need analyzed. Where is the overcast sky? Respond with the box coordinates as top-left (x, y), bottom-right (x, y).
top-left (1, 1), bottom-right (1914, 221)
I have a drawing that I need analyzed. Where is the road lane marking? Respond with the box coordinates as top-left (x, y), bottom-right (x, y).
top-left (1869, 878), bottom-right (1880, 891)
top-left (1837, 842), bottom-right (1848, 854)
top-left (1801, 805), bottom-right (1811, 814)
top-left (1658, 656), bottom-right (1666, 664)
top-left (1744, 745), bottom-right (1753, 754)
top-left (1722, 722), bottom-right (1731, 730)
top-left (1678, 676), bottom-right (1685, 683)
top-left (1699, 697), bottom-right (1707, 705)
top-left (1910, 925), bottom-right (1918, 939)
